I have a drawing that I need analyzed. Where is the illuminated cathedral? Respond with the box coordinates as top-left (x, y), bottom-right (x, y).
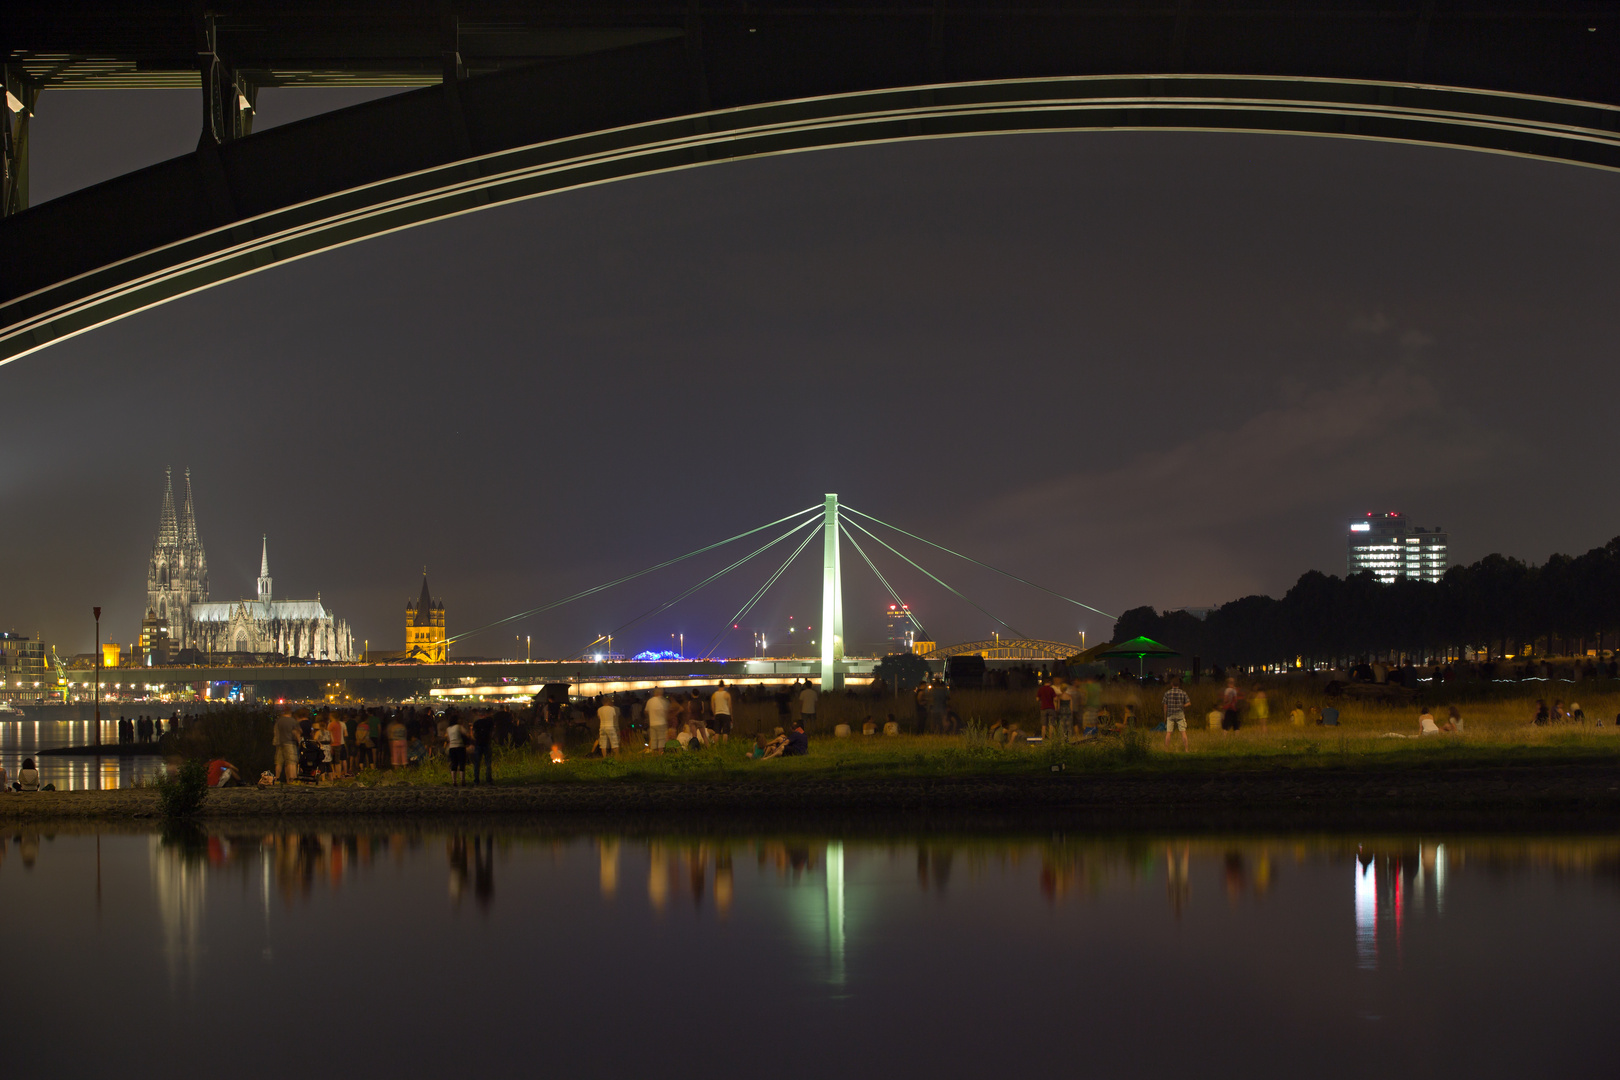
top-left (144, 468), bottom-right (354, 661)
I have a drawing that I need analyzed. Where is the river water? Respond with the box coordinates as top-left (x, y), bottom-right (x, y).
top-left (0, 828), bottom-right (1611, 1077)
top-left (0, 705), bottom-right (173, 789)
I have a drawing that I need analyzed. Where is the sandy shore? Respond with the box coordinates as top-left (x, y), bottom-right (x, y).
top-left (0, 764), bottom-right (1616, 828)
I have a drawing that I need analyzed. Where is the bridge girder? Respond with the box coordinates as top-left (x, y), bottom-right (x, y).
top-left (2, 4), bottom-right (1619, 364)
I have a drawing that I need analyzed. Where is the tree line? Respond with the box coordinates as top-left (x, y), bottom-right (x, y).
top-left (1112, 536), bottom-right (1620, 669)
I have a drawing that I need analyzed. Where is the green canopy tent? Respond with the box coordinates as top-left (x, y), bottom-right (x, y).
top-left (1097, 636), bottom-right (1182, 678)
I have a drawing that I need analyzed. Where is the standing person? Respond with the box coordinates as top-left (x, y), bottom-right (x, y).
top-left (386, 712), bottom-right (408, 768)
top-left (1162, 676), bottom-right (1191, 751)
top-left (1056, 677), bottom-right (1077, 736)
top-left (445, 713), bottom-right (468, 785)
top-left (913, 680), bottom-right (930, 734)
top-left (685, 691), bottom-right (710, 748)
top-left (273, 709), bottom-right (301, 784)
top-left (774, 685), bottom-right (791, 726)
top-left (646, 686), bottom-right (670, 750)
top-left (471, 710), bottom-right (494, 784)
top-left (1249, 685), bottom-right (1269, 734)
top-left (597, 697), bottom-right (621, 757)
top-left (1220, 677), bottom-right (1243, 732)
top-left (667, 694), bottom-right (688, 748)
top-left (710, 681), bottom-right (733, 743)
top-left (1036, 678), bottom-right (1058, 739)
top-left (929, 679), bottom-right (950, 735)
top-left (354, 711), bottom-right (375, 769)
top-left (1083, 674), bottom-right (1103, 735)
top-left (327, 711), bottom-right (348, 779)
top-left (799, 681), bottom-right (819, 731)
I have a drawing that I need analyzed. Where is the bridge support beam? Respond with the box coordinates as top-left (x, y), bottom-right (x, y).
top-left (820, 493), bottom-right (844, 689)
top-left (1, 66), bottom-right (36, 217)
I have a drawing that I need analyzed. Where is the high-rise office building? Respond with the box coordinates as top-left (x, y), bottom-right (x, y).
top-left (884, 602), bottom-right (922, 653)
top-left (1348, 512), bottom-right (1448, 584)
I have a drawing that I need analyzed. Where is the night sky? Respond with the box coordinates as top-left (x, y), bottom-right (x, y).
top-left (6, 88), bottom-right (1619, 657)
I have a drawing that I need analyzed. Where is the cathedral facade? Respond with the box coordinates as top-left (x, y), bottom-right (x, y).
top-left (145, 469), bottom-right (354, 662)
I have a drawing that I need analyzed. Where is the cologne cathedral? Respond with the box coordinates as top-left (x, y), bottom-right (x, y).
top-left (144, 468), bottom-right (354, 662)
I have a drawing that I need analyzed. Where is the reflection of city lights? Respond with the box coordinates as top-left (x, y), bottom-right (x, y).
top-left (1355, 856), bottom-right (1377, 970)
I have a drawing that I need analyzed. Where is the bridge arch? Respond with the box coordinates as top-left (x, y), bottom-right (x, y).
top-left (3, 37), bottom-right (1619, 365)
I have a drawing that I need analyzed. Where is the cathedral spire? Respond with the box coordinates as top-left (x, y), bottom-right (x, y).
top-left (179, 467), bottom-right (199, 544)
top-left (257, 535), bottom-right (272, 604)
top-left (158, 467), bottom-right (178, 545)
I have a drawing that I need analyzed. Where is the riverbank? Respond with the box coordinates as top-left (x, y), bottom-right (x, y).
top-left (3, 760), bottom-right (1617, 829)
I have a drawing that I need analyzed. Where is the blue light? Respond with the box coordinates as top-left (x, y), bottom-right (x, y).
top-left (630, 649), bottom-right (682, 662)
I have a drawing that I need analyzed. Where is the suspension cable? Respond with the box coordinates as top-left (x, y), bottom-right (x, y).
top-left (568, 515), bottom-right (821, 660)
top-left (702, 521), bottom-right (825, 658)
top-left (446, 503), bottom-right (821, 645)
top-left (842, 515), bottom-right (1025, 638)
top-left (840, 523), bottom-right (928, 637)
top-left (842, 504), bottom-right (1116, 620)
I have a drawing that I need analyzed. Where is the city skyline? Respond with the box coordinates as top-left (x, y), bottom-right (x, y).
top-left (2, 90), bottom-right (1618, 655)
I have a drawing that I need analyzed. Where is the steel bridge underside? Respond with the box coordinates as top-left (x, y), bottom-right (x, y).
top-left (3, 2), bottom-right (1619, 364)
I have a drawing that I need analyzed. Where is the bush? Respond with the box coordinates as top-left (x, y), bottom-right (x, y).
top-left (154, 758), bottom-right (209, 818)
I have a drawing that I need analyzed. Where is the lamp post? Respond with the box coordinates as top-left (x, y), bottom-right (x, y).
top-left (526, 635), bottom-right (531, 663)
top-left (92, 607), bottom-right (101, 747)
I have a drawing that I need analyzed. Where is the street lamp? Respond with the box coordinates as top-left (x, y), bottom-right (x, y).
top-left (93, 606), bottom-right (102, 747)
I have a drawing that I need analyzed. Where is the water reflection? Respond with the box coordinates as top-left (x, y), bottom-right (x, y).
top-left (0, 715), bottom-right (164, 789)
top-left (3, 827), bottom-right (1617, 1074)
top-left (123, 829), bottom-right (1619, 983)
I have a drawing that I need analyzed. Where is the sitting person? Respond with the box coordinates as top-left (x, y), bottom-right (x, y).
top-left (1290, 704), bottom-right (1306, 727)
top-left (758, 733), bottom-right (791, 760)
top-left (205, 758), bottom-right (241, 788)
top-left (1439, 705), bottom-right (1463, 733)
top-left (1122, 703), bottom-right (1138, 728)
top-left (1533, 699), bottom-right (1550, 725)
top-left (1419, 708), bottom-right (1440, 736)
top-left (782, 722), bottom-right (809, 757)
top-left (862, 718), bottom-right (877, 736)
top-left (13, 758), bottom-right (41, 791)
top-left (1570, 702), bottom-right (1586, 724)
top-left (989, 719), bottom-right (1009, 745)
top-left (1094, 705), bottom-right (1114, 734)
top-left (1319, 705), bottom-right (1340, 726)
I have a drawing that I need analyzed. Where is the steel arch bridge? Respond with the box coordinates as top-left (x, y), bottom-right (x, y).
top-left (3, 3), bottom-right (1619, 365)
top-left (925, 639), bottom-right (1083, 661)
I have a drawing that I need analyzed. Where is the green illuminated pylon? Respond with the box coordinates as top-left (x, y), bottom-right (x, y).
top-left (820, 493), bottom-right (844, 689)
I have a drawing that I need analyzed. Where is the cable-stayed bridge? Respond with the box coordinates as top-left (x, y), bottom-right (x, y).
top-left (87, 494), bottom-right (1110, 701)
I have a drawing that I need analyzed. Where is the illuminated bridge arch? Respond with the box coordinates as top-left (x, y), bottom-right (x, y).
top-left (926, 639), bottom-right (1083, 661)
top-left (3, 12), bottom-right (1619, 365)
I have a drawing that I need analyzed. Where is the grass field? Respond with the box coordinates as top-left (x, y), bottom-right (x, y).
top-left (346, 681), bottom-right (1620, 789)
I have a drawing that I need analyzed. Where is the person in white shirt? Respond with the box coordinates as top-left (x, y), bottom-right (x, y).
top-left (597, 699), bottom-right (621, 756)
top-left (445, 717), bottom-right (468, 784)
top-left (645, 688), bottom-right (670, 750)
top-left (799, 684), bottom-right (819, 726)
top-left (710, 682), bottom-right (733, 743)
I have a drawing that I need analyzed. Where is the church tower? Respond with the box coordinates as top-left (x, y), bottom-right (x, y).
top-left (256, 535), bottom-right (272, 605)
top-left (147, 467), bottom-right (209, 649)
top-left (405, 574), bottom-right (446, 662)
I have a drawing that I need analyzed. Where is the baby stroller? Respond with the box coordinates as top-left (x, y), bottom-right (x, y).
top-left (296, 739), bottom-right (326, 784)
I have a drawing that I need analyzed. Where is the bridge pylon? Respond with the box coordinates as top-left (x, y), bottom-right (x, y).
top-left (821, 493), bottom-right (844, 689)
